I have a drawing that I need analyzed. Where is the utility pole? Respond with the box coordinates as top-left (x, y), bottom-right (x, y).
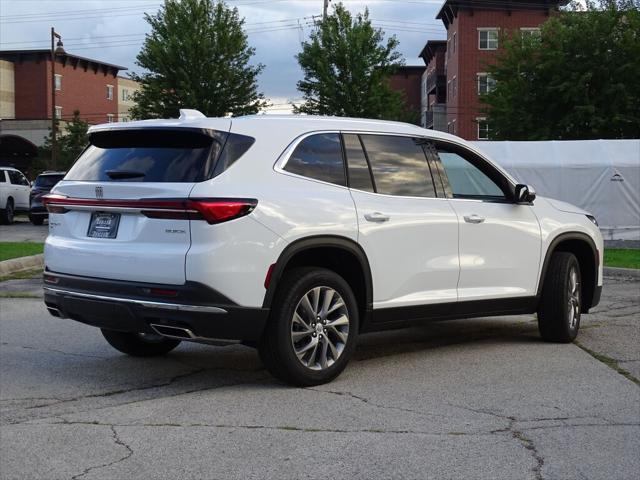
top-left (323, 0), bottom-right (330, 20)
top-left (50, 28), bottom-right (65, 170)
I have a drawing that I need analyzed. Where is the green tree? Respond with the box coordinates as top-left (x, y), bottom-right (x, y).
top-left (41, 110), bottom-right (89, 170)
top-left (482, 0), bottom-right (640, 140)
top-left (295, 3), bottom-right (413, 122)
top-left (130, 0), bottom-right (268, 119)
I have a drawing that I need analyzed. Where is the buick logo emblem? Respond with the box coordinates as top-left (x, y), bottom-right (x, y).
top-left (95, 186), bottom-right (104, 199)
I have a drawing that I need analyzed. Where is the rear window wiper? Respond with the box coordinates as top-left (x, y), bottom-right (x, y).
top-left (105, 170), bottom-right (146, 180)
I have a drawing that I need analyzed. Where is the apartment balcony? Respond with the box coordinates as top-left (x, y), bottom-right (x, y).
top-left (424, 104), bottom-right (447, 132)
top-left (426, 72), bottom-right (446, 95)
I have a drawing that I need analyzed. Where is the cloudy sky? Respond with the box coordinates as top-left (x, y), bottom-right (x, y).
top-left (0, 0), bottom-right (447, 111)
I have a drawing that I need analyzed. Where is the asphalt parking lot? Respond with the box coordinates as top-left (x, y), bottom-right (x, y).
top-left (0, 273), bottom-right (638, 480)
top-left (0, 217), bottom-right (48, 243)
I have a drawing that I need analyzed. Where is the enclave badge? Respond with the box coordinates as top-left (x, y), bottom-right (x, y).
top-left (95, 186), bottom-right (104, 199)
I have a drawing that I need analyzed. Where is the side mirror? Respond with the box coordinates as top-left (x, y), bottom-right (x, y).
top-left (514, 184), bottom-right (536, 204)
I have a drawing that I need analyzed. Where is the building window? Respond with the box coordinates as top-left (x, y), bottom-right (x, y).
top-left (521, 27), bottom-right (541, 40)
top-left (122, 89), bottom-right (130, 101)
top-left (479, 29), bottom-right (499, 50)
top-left (451, 119), bottom-right (456, 135)
top-left (106, 85), bottom-right (114, 100)
top-left (452, 76), bottom-right (457, 98)
top-left (54, 106), bottom-right (62, 119)
top-left (107, 114), bottom-right (115, 123)
top-left (453, 32), bottom-right (457, 53)
top-left (54, 74), bottom-right (62, 91)
top-left (477, 118), bottom-right (490, 140)
top-left (477, 73), bottom-right (496, 95)
top-left (119, 115), bottom-right (129, 123)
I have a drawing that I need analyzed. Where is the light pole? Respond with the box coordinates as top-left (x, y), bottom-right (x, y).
top-left (50, 28), bottom-right (65, 170)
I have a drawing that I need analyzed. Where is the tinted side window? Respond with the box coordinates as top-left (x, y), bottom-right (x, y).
top-left (0, 171), bottom-right (6, 183)
top-left (212, 133), bottom-right (256, 177)
top-left (360, 135), bottom-right (436, 197)
top-left (343, 134), bottom-right (374, 192)
top-left (284, 133), bottom-right (345, 186)
top-left (9, 171), bottom-right (28, 186)
top-left (437, 149), bottom-right (505, 199)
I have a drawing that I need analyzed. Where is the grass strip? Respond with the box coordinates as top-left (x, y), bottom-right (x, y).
top-left (0, 242), bottom-right (44, 262)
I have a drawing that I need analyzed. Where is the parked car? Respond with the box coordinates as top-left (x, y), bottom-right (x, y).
top-left (42, 110), bottom-right (603, 386)
top-left (0, 167), bottom-right (31, 224)
top-left (29, 171), bottom-right (66, 225)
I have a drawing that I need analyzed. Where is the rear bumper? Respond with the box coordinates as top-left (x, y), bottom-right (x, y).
top-left (43, 272), bottom-right (269, 342)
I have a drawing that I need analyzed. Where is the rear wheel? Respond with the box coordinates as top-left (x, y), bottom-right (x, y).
top-left (101, 329), bottom-right (181, 357)
top-left (259, 267), bottom-right (359, 386)
top-left (29, 215), bottom-right (44, 226)
top-left (538, 252), bottom-right (582, 343)
top-left (1, 199), bottom-right (14, 225)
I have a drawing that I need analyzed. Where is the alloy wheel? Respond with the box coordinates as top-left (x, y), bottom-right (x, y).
top-left (290, 286), bottom-right (350, 371)
top-left (567, 266), bottom-right (580, 329)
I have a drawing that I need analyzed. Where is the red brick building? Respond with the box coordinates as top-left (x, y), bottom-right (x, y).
top-left (411, 0), bottom-right (569, 140)
top-left (389, 65), bottom-right (426, 121)
top-left (0, 49), bottom-right (126, 126)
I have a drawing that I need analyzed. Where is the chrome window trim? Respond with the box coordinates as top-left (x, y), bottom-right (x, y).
top-left (43, 287), bottom-right (228, 314)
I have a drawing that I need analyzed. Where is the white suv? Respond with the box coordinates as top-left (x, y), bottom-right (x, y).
top-left (1, 167), bottom-right (31, 224)
top-left (42, 110), bottom-right (603, 386)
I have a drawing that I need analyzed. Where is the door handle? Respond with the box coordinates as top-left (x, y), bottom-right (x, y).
top-left (364, 212), bottom-right (390, 223)
top-left (463, 214), bottom-right (485, 224)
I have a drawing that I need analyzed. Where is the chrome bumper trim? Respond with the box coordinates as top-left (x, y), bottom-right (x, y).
top-left (43, 287), bottom-right (228, 314)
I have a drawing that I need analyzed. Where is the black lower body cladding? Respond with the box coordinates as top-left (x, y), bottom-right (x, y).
top-left (43, 271), bottom-right (269, 342)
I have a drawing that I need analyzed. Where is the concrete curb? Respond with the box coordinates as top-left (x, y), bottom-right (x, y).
top-left (603, 266), bottom-right (640, 279)
top-left (0, 254), bottom-right (44, 277)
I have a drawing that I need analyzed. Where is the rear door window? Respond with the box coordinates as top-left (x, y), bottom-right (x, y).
top-left (360, 135), bottom-right (437, 198)
top-left (8, 171), bottom-right (29, 186)
top-left (65, 129), bottom-right (227, 183)
top-left (283, 133), bottom-right (346, 186)
top-left (343, 134), bottom-right (374, 193)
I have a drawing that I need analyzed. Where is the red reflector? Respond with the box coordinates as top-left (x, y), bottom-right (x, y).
top-left (43, 274), bottom-right (59, 284)
top-left (264, 263), bottom-right (276, 289)
top-left (149, 288), bottom-right (178, 297)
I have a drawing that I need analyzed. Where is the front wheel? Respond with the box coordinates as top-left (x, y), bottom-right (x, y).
top-left (101, 329), bottom-right (181, 357)
top-left (259, 267), bottom-right (359, 386)
top-left (538, 252), bottom-right (582, 343)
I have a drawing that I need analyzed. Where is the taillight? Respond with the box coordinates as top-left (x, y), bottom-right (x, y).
top-left (42, 194), bottom-right (257, 225)
top-left (187, 199), bottom-right (258, 224)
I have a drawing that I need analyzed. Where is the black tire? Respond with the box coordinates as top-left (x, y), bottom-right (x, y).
top-left (1, 199), bottom-right (14, 225)
top-left (259, 267), bottom-right (359, 387)
top-left (101, 329), bottom-right (181, 357)
top-left (538, 252), bottom-right (582, 343)
top-left (29, 215), bottom-right (44, 226)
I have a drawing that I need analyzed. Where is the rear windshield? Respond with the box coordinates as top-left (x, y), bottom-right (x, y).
top-left (65, 129), bottom-right (254, 183)
top-left (34, 174), bottom-right (65, 188)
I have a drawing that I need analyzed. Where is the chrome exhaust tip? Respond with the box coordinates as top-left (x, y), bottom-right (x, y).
top-left (149, 323), bottom-right (239, 346)
top-left (47, 306), bottom-right (63, 318)
top-left (149, 323), bottom-right (195, 340)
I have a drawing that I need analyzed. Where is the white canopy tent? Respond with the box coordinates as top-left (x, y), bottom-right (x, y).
top-left (472, 140), bottom-right (640, 241)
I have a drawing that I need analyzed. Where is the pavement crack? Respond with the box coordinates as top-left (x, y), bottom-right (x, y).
top-left (71, 425), bottom-right (133, 480)
top-left (22, 368), bottom-right (207, 411)
top-left (305, 387), bottom-right (448, 420)
top-left (0, 342), bottom-right (108, 359)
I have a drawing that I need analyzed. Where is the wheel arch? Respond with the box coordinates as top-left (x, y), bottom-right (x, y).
top-left (262, 235), bottom-right (373, 330)
top-left (538, 232), bottom-right (599, 312)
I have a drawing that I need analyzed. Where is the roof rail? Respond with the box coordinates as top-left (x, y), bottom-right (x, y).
top-left (179, 109), bottom-right (206, 120)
